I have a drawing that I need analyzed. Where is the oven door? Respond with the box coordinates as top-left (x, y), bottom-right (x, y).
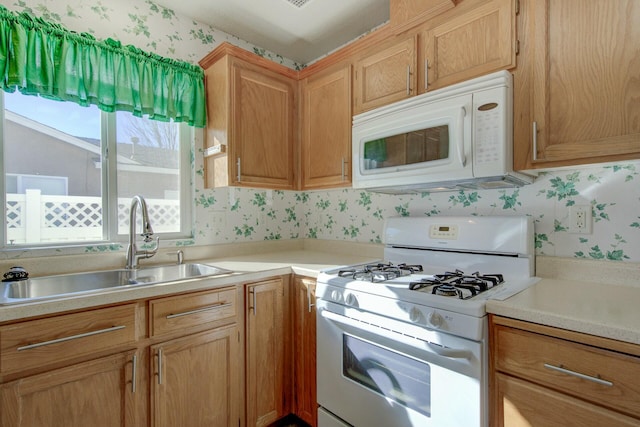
top-left (317, 299), bottom-right (486, 427)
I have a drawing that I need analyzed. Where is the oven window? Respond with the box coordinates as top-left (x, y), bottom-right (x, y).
top-left (342, 335), bottom-right (431, 417)
top-left (363, 125), bottom-right (449, 170)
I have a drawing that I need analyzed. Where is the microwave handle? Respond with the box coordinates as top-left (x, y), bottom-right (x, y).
top-left (458, 107), bottom-right (467, 167)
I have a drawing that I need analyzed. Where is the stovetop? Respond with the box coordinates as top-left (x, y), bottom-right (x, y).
top-left (338, 262), bottom-right (506, 300)
top-left (317, 260), bottom-right (539, 318)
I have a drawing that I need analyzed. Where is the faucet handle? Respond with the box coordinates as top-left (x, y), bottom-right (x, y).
top-left (167, 250), bottom-right (184, 265)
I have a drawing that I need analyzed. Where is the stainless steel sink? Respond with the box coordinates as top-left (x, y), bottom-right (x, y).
top-left (127, 263), bottom-right (233, 285)
top-left (0, 263), bottom-right (233, 305)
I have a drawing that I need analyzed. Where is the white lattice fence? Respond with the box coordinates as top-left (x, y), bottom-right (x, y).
top-left (6, 191), bottom-right (180, 244)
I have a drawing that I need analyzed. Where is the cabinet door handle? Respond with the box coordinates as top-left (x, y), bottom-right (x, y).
top-left (425, 59), bottom-right (429, 91)
top-left (236, 157), bottom-right (241, 182)
top-left (131, 355), bottom-right (137, 393)
top-left (341, 157), bottom-right (346, 182)
top-left (532, 121), bottom-right (538, 161)
top-left (249, 287), bottom-right (257, 316)
top-left (17, 325), bottom-right (126, 351)
top-left (157, 348), bottom-right (163, 385)
top-left (307, 286), bottom-right (315, 313)
top-left (166, 302), bottom-right (232, 319)
top-left (406, 66), bottom-right (411, 95)
top-left (543, 363), bottom-right (613, 387)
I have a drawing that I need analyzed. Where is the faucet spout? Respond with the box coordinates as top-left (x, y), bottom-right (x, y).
top-left (125, 195), bottom-right (160, 269)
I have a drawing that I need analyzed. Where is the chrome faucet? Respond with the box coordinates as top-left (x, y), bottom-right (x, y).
top-left (125, 195), bottom-right (159, 269)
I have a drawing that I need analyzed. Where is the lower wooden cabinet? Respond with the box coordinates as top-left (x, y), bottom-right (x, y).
top-left (490, 315), bottom-right (640, 426)
top-left (150, 326), bottom-right (241, 427)
top-left (245, 277), bottom-right (286, 427)
top-left (292, 276), bottom-right (317, 427)
top-left (0, 275), bottom-right (319, 427)
top-left (495, 373), bottom-right (640, 427)
top-left (0, 350), bottom-right (138, 427)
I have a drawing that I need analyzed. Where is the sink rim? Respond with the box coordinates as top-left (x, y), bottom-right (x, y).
top-left (0, 262), bottom-right (234, 305)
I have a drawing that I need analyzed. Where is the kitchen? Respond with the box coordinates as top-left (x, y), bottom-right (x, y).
top-left (0, 0), bottom-right (639, 426)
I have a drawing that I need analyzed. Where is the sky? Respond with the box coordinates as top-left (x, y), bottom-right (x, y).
top-left (4, 91), bottom-right (102, 139)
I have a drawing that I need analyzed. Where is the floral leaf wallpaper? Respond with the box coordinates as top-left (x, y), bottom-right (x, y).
top-left (2, 0), bottom-right (640, 264)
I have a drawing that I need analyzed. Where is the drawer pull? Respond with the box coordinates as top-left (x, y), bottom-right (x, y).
top-left (166, 302), bottom-right (232, 319)
top-left (17, 325), bottom-right (126, 351)
top-left (543, 363), bottom-right (613, 387)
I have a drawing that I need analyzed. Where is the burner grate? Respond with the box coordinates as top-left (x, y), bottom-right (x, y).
top-left (409, 270), bottom-right (504, 299)
top-left (339, 262), bottom-right (423, 282)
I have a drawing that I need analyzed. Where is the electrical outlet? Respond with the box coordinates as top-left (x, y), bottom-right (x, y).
top-left (570, 205), bottom-right (592, 234)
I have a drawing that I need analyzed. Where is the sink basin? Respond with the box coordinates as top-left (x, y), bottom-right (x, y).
top-left (0, 263), bottom-right (233, 305)
top-left (127, 263), bottom-right (233, 285)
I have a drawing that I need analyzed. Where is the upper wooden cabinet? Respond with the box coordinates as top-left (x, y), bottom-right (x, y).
top-left (300, 63), bottom-right (352, 189)
top-left (513, 0), bottom-right (640, 170)
top-left (391, 0), bottom-right (457, 34)
top-left (420, 0), bottom-right (517, 93)
top-left (353, 0), bottom-right (516, 114)
top-left (353, 34), bottom-right (418, 114)
top-left (200, 44), bottom-right (297, 190)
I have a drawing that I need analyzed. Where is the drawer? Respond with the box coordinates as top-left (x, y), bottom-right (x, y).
top-left (150, 287), bottom-right (236, 336)
top-left (0, 304), bottom-right (137, 375)
top-left (493, 324), bottom-right (640, 418)
top-left (496, 373), bottom-right (640, 427)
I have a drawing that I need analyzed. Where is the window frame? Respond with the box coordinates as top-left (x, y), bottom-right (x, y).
top-left (0, 94), bottom-right (194, 250)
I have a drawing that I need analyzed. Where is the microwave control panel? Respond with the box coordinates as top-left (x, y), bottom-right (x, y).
top-left (474, 101), bottom-right (503, 165)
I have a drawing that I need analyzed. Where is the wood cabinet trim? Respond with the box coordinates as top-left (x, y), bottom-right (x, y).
top-left (200, 42), bottom-right (298, 79)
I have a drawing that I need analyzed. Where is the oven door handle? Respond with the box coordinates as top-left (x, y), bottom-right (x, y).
top-left (320, 308), bottom-right (473, 360)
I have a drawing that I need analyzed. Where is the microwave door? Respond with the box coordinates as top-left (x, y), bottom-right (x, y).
top-left (352, 97), bottom-right (474, 189)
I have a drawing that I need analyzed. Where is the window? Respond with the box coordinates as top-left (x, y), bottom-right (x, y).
top-left (1, 91), bottom-right (192, 247)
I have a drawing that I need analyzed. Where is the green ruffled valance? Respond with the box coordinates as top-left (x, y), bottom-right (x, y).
top-left (0, 6), bottom-right (206, 127)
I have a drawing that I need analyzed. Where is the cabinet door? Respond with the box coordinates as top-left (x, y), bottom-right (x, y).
top-left (230, 57), bottom-right (296, 189)
top-left (292, 277), bottom-right (317, 427)
top-left (354, 35), bottom-right (417, 114)
top-left (0, 351), bottom-right (137, 427)
top-left (151, 325), bottom-right (241, 427)
top-left (246, 278), bottom-right (285, 427)
top-left (514, 0), bottom-right (640, 169)
top-left (494, 373), bottom-right (640, 427)
top-left (421, 0), bottom-right (516, 93)
top-left (301, 64), bottom-right (352, 189)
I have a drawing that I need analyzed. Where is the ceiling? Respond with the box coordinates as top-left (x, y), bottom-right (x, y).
top-left (153, 0), bottom-right (390, 64)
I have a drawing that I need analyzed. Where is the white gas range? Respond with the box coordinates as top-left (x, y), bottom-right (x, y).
top-left (316, 216), bottom-right (539, 427)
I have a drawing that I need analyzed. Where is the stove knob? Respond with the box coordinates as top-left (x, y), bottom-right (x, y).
top-left (427, 311), bottom-right (444, 328)
top-left (409, 307), bottom-right (423, 323)
top-left (330, 290), bottom-right (343, 303)
top-left (345, 293), bottom-right (358, 307)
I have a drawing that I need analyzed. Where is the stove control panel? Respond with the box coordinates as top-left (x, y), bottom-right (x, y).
top-left (316, 282), bottom-right (487, 341)
top-left (429, 224), bottom-right (459, 240)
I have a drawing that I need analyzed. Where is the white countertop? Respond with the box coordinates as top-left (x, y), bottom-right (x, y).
top-left (2, 242), bottom-right (639, 349)
top-left (487, 258), bottom-right (640, 346)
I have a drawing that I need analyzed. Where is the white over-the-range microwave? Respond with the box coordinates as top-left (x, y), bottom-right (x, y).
top-left (352, 70), bottom-right (535, 193)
